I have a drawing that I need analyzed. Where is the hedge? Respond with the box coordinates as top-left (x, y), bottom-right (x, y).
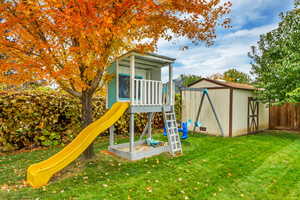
top-left (0, 90), bottom-right (166, 152)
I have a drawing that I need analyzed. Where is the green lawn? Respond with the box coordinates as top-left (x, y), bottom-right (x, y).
top-left (1, 131), bottom-right (300, 200)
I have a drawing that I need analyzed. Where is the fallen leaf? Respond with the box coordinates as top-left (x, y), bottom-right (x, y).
top-left (146, 186), bottom-right (152, 192)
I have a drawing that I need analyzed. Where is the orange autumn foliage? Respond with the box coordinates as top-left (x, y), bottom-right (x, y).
top-left (0, 0), bottom-right (231, 158)
top-left (0, 0), bottom-right (231, 96)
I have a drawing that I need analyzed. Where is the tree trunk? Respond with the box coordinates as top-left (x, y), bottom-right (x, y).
top-left (81, 90), bottom-right (95, 159)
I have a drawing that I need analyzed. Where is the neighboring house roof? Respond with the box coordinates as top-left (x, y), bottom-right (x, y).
top-left (188, 78), bottom-right (256, 91)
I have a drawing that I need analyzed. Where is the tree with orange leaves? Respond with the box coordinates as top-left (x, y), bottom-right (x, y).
top-left (0, 0), bottom-right (231, 158)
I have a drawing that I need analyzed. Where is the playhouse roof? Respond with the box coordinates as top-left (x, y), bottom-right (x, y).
top-left (116, 50), bottom-right (175, 69)
top-left (188, 78), bottom-right (256, 91)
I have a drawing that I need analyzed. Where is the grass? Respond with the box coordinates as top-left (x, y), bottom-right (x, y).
top-left (1, 130), bottom-right (300, 200)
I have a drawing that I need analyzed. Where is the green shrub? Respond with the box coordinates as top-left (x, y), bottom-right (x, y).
top-left (0, 90), bottom-right (167, 152)
top-left (0, 91), bottom-right (83, 152)
top-left (175, 94), bottom-right (182, 122)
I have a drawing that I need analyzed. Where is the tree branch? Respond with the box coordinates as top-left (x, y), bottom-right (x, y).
top-left (90, 69), bottom-right (104, 93)
top-left (56, 80), bottom-right (82, 98)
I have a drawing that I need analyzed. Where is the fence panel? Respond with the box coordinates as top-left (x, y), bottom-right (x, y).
top-left (270, 103), bottom-right (300, 130)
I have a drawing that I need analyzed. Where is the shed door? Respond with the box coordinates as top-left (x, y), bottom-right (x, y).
top-left (248, 97), bottom-right (259, 134)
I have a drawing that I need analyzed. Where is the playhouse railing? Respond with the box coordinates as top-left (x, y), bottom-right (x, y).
top-left (133, 79), bottom-right (163, 105)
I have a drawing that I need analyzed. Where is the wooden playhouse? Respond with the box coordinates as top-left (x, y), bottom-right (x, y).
top-left (106, 51), bottom-right (182, 160)
top-left (182, 78), bottom-right (269, 137)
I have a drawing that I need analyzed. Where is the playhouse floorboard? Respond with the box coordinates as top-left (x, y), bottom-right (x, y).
top-left (109, 141), bottom-right (169, 160)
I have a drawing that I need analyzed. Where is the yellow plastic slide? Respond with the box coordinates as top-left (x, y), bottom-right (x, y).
top-left (27, 102), bottom-right (129, 188)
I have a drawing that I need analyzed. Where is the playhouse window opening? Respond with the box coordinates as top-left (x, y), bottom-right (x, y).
top-left (119, 74), bottom-right (143, 100)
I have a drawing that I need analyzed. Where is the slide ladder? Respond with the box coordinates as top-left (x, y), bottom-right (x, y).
top-left (163, 106), bottom-right (182, 155)
top-left (27, 102), bottom-right (129, 188)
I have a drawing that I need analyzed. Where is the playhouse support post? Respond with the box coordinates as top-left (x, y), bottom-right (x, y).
top-left (168, 63), bottom-right (173, 105)
top-left (109, 126), bottom-right (114, 147)
top-left (129, 55), bottom-right (135, 153)
top-left (148, 112), bottom-right (152, 139)
top-left (116, 59), bottom-right (120, 102)
top-left (130, 55), bottom-right (135, 104)
top-left (129, 112), bottom-right (135, 152)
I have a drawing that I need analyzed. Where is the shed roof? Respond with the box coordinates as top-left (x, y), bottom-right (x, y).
top-left (188, 78), bottom-right (256, 91)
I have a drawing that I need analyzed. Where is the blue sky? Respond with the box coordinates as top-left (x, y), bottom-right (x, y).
top-left (157, 0), bottom-right (294, 81)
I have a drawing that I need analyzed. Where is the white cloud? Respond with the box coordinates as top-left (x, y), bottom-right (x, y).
top-left (223, 23), bottom-right (277, 40)
top-left (159, 23), bottom-right (277, 81)
top-left (156, 0), bottom-right (294, 81)
top-left (225, 0), bottom-right (293, 30)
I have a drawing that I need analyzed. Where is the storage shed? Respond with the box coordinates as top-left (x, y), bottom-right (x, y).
top-left (182, 78), bottom-right (269, 137)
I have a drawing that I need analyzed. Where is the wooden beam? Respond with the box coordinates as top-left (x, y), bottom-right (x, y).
top-left (130, 55), bottom-right (135, 103)
top-left (116, 59), bottom-right (119, 102)
top-left (129, 55), bottom-right (135, 153)
top-left (129, 113), bottom-right (135, 152)
top-left (148, 112), bottom-right (152, 139)
top-left (109, 126), bottom-right (114, 147)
